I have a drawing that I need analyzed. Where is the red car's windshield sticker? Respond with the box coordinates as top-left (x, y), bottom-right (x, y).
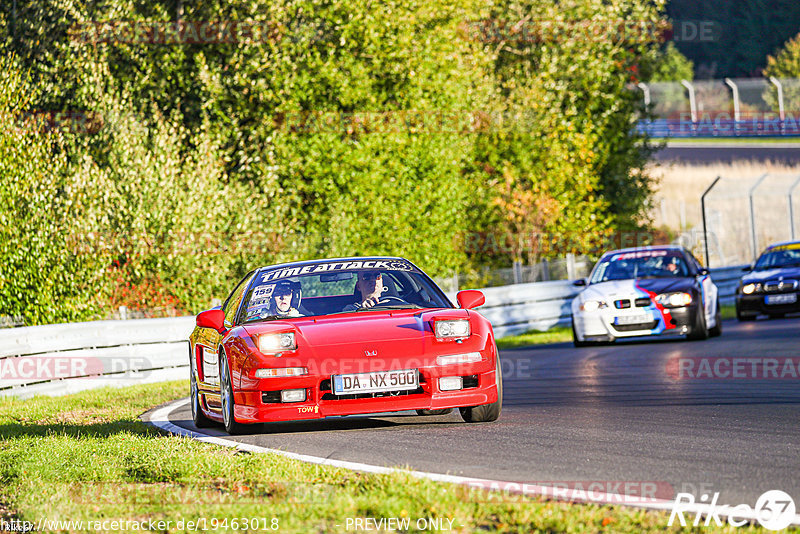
top-left (249, 284), bottom-right (275, 308)
top-left (261, 260), bottom-right (416, 282)
top-left (611, 250), bottom-right (668, 261)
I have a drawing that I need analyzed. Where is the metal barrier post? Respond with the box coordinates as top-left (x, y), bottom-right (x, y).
top-left (724, 78), bottom-right (740, 135)
top-left (770, 77), bottom-right (785, 135)
top-left (681, 80), bottom-right (697, 135)
top-left (637, 82), bottom-right (651, 107)
top-left (701, 176), bottom-right (721, 266)
top-left (749, 174), bottom-right (768, 262)
top-left (789, 176), bottom-right (800, 241)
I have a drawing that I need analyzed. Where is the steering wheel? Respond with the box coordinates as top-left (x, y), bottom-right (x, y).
top-left (375, 296), bottom-right (406, 305)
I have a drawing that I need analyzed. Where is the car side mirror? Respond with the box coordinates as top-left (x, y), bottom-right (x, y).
top-left (698, 268), bottom-right (710, 276)
top-left (456, 290), bottom-right (485, 309)
top-left (742, 265), bottom-right (752, 272)
top-left (197, 309), bottom-right (226, 333)
top-left (572, 279), bottom-right (587, 287)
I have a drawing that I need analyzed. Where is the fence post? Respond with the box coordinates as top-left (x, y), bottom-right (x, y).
top-left (637, 82), bottom-right (651, 107)
top-left (512, 261), bottom-right (522, 284)
top-left (701, 176), bottom-right (721, 266)
top-left (770, 77), bottom-right (785, 134)
top-left (541, 259), bottom-right (550, 281)
top-left (119, 306), bottom-right (128, 321)
top-left (749, 174), bottom-right (768, 262)
top-left (566, 253), bottom-right (576, 280)
top-left (789, 176), bottom-right (800, 241)
top-left (452, 272), bottom-right (459, 293)
top-left (681, 80), bottom-right (697, 124)
top-left (724, 78), bottom-right (740, 135)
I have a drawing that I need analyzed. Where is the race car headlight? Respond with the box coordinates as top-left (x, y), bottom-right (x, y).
top-left (434, 319), bottom-right (471, 339)
top-left (258, 332), bottom-right (296, 353)
top-left (580, 300), bottom-right (607, 312)
top-left (436, 352), bottom-right (482, 366)
top-left (742, 283), bottom-right (757, 295)
top-left (655, 292), bottom-right (693, 307)
top-left (254, 367), bottom-right (307, 378)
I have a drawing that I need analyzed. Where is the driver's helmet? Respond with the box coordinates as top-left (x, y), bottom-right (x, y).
top-left (267, 280), bottom-right (302, 317)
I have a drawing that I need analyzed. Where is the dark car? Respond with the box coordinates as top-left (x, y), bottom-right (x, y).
top-left (736, 241), bottom-right (800, 321)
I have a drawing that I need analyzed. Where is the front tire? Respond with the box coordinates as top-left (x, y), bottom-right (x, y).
top-left (460, 355), bottom-right (502, 423)
top-left (220, 351), bottom-right (248, 435)
top-left (708, 299), bottom-right (723, 338)
top-left (687, 306), bottom-right (709, 341)
top-left (190, 352), bottom-right (213, 428)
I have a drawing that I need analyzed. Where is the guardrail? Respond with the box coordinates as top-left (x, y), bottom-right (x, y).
top-left (1, 266), bottom-right (746, 398)
top-left (0, 317), bottom-right (195, 399)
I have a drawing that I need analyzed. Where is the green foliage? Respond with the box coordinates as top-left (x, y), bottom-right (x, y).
top-left (0, 0), bottom-right (671, 324)
top-left (766, 32), bottom-right (800, 78)
top-left (0, 58), bottom-right (108, 324)
top-left (649, 42), bottom-right (694, 82)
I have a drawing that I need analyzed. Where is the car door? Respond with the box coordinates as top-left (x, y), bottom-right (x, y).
top-left (201, 271), bottom-right (256, 386)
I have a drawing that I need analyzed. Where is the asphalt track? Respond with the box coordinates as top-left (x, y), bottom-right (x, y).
top-left (155, 316), bottom-right (800, 510)
top-left (655, 143), bottom-right (800, 164)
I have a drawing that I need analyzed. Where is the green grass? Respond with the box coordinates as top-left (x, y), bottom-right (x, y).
top-left (0, 382), bottom-right (777, 533)
top-left (496, 327), bottom-right (572, 349)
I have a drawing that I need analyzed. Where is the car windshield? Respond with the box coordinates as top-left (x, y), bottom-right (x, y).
top-left (754, 245), bottom-right (800, 270)
top-left (241, 259), bottom-right (452, 323)
top-left (589, 250), bottom-right (690, 283)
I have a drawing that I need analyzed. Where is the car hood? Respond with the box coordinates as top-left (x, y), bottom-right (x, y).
top-left (580, 277), bottom-right (695, 300)
top-left (742, 266), bottom-right (800, 284)
top-left (243, 308), bottom-right (473, 363)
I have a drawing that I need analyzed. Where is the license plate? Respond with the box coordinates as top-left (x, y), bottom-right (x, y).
top-left (614, 314), bottom-right (651, 325)
top-left (765, 293), bottom-right (797, 305)
top-left (332, 369), bottom-right (418, 395)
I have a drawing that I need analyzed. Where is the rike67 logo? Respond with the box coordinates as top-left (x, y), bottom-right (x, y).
top-left (669, 490), bottom-right (796, 531)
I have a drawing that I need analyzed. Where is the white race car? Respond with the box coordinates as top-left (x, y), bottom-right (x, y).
top-left (571, 246), bottom-right (721, 346)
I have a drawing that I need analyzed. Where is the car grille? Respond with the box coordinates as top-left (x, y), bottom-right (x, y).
top-left (614, 299), bottom-right (631, 309)
top-left (612, 320), bottom-right (659, 332)
top-left (320, 388), bottom-right (424, 401)
top-left (635, 297), bottom-right (652, 307)
top-left (764, 279), bottom-right (798, 292)
top-left (262, 391), bottom-right (282, 404)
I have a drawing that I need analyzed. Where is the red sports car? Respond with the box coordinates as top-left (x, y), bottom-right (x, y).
top-left (189, 257), bottom-right (502, 434)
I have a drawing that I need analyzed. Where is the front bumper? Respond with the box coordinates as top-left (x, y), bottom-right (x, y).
top-left (736, 292), bottom-right (800, 316)
top-left (231, 365), bottom-right (498, 423)
top-left (574, 304), bottom-right (699, 340)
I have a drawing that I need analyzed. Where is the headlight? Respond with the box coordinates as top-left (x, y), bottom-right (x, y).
top-left (258, 332), bottom-right (296, 353)
top-left (580, 300), bottom-right (607, 312)
top-left (254, 367), bottom-right (307, 378)
top-left (655, 292), bottom-right (693, 307)
top-left (436, 352), bottom-right (482, 365)
top-left (434, 319), bottom-right (471, 338)
top-left (742, 283), bottom-right (757, 295)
